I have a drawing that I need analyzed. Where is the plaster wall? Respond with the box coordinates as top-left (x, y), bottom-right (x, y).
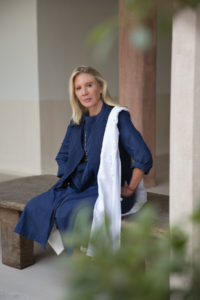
top-left (38, 0), bottom-right (171, 173)
top-left (0, 0), bottom-right (171, 175)
top-left (0, 0), bottom-right (41, 175)
top-left (37, 0), bottom-right (119, 174)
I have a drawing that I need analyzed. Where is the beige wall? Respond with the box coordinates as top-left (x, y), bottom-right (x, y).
top-left (0, 0), bottom-right (39, 100)
top-left (37, 0), bottom-right (119, 174)
top-left (0, 101), bottom-right (41, 175)
top-left (0, 0), bottom-right (170, 176)
top-left (0, 0), bottom-right (118, 175)
top-left (0, 0), bottom-right (41, 175)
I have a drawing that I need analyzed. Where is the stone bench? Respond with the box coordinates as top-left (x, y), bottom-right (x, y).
top-left (0, 175), bottom-right (169, 269)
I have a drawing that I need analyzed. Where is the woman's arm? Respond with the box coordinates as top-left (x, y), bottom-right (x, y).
top-left (118, 110), bottom-right (153, 174)
top-left (118, 110), bottom-right (153, 196)
top-left (55, 121), bottom-right (72, 178)
top-left (121, 168), bottom-right (144, 197)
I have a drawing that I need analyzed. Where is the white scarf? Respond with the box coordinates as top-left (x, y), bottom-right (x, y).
top-left (48, 106), bottom-right (147, 255)
top-left (87, 106), bottom-right (147, 256)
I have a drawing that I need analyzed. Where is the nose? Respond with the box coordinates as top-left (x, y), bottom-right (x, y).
top-left (82, 87), bottom-right (88, 96)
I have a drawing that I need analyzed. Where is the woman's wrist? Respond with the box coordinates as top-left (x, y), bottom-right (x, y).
top-left (127, 185), bottom-right (135, 193)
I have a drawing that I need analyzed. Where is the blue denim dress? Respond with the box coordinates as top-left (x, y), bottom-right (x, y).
top-left (14, 108), bottom-right (153, 253)
top-left (14, 115), bottom-right (100, 253)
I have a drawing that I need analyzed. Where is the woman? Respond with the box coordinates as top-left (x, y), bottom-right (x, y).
top-left (14, 65), bottom-right (153, 255)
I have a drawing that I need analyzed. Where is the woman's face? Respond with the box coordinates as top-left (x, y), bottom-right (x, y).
top-left (74, 73), bottom-right (103, 113)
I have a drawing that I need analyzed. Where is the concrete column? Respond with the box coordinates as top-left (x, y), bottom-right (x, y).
top-left (119, 0), bottom-right (157, 187)
top-left (170, 7), bottom-right (200, 255)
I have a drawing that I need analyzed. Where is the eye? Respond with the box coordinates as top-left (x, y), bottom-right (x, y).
top-left (87, 83), bottom-right (92, 87)
top-left (76, 86), bottom-right (81, 91)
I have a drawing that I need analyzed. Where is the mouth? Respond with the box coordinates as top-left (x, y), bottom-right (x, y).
top-left (83, 98), bottom-right (92, 103)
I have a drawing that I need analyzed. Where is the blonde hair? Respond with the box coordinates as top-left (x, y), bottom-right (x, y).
top-left (69, 65), bottom-right (116, 124)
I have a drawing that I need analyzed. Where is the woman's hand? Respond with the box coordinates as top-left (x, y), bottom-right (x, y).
top-left (121, 168), bottom-right (144, 198)
top-left (121, 181), bottom-right (135, 197)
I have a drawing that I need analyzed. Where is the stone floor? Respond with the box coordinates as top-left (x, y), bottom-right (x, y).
top-left (0, 154), bottom-right (169, 300)
top-left (0, 174), bottom-right (68, 300)
top-left (146, 154), bottom-right (169, 196)
top-left (0, 243), bottom-right (67, 300)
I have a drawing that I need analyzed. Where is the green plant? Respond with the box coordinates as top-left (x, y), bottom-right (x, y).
top-left (86, 0), bottom-right (200, 60)
top-left (58, 201), bottom-right (200, 300)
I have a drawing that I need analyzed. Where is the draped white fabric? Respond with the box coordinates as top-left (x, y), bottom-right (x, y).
top-left (87, 106), bottom-right (147, 256)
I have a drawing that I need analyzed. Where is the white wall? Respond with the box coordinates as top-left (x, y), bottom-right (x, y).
top-left (0, 0), bottom-right (118, 175)
top-left (0, 0), bottom-right (170, 175)
top-left (37, 0), bottom-right (119, 174)
top-left (0, 0), bottom-right (39, 100)
top-left (37, 0), bottom-right (118, 101)
top-left (0, 0), bottom-right (41, 175)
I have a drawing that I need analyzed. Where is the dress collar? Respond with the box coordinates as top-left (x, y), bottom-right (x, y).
top-left (84, 101), bottom-right (106, 120)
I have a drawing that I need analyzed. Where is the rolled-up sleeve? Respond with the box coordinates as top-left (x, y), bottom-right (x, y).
top-left (118, 111), bottom-right (153, 174)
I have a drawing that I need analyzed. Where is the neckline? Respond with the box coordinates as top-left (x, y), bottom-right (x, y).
top-left (84, 102), bottom-right (105, 119)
